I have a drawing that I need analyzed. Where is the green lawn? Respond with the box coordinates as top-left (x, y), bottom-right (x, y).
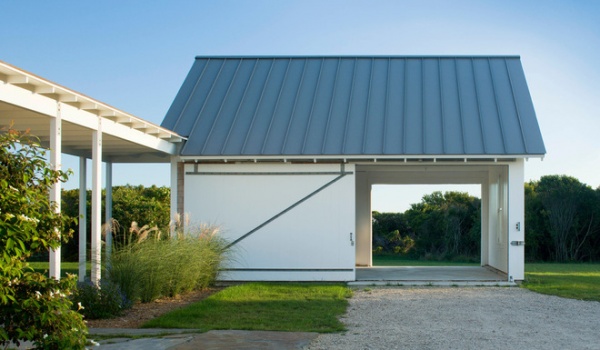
top-left (143, 283), bottom-right (352, 333)
top-left (28, 261), bottom-right (91, 279)
top-left (373, 255), bottom-right (479, 267)
top-left (523, 263), bottom-right (600, 302)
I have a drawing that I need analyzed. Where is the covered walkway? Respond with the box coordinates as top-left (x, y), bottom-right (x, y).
top-left (0, 60), bottom-right (184, 284)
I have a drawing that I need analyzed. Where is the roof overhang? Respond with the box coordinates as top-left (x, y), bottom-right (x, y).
top-left (177, 154), bottom-right (542, 164)
top-left (0, 60), bottom-right (185, 163)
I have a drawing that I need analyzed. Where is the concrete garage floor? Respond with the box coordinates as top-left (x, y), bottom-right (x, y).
top-left (350, 266), bottom-right (515, 286)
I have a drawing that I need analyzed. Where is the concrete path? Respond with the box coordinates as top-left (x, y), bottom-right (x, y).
top-left (90, 329), bottom-right (318, 350)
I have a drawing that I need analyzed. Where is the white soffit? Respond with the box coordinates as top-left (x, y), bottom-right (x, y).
top-left (0, 60), bottom-right (185, 163)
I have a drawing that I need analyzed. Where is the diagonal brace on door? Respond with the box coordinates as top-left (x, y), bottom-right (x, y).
top-left (224, 164), bottom-right (351, 249)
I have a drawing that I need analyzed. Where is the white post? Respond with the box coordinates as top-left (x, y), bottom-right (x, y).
top-left (91, 121), bottom-right (102, 285)
top-left (49, 103), bottom-right (62, 279)
top-left (480, 180), bottom-right (489, 266)
top-left (105, 162), bottom-right (113, 264)
top-left (507, 159), bottom-right (525, 281)
top-left (355, 170), bottom-right (372, 266)
top-left (78, 157), bottom-right (87, 282)
top-left (170, 157), bottom-right (178, 237)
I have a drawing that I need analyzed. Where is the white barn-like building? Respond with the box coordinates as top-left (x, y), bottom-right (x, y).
top-left (162, 56), bottom-right (546, 282)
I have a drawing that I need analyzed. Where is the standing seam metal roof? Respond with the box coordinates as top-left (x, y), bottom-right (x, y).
top-left (161, 56), bottom-right (545, 157)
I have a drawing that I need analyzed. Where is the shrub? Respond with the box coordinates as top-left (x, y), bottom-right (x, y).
top-left (72, 281), bottom-right (132, 319)
top-left (0, 126), bottom-right (87, 349)
top-left (107, 221), bottom-right (229, 303)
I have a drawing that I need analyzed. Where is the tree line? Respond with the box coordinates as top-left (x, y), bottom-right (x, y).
top-left (54, 174), bottom-right (600, 263)
top-left (374, 175), bottom-right (600, 262)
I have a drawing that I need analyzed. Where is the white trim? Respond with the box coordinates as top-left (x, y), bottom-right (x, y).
top-left (0, 60), bottom-right (183, 145)
top-left (49, 102), bottom-right (62, 279)
top-left (179, 154), bottom-right (542, 163)
top-left (78, 157), bottom-right (87, 282)
top-left (105, 162), bottom-right (113, 264)
top-left (90, 122), bottom-right (102, 285)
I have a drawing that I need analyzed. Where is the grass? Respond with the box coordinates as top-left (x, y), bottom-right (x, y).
top-left (143, 283), bottom-right (352, 333)
top-left (522, 263), bottom-right (600, 302)
top-left (373, 255), bottom-right (479, 267)
top-left (28, 261), bottom-right (91, 278)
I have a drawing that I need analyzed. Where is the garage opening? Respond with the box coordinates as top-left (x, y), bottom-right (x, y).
top-left (354, 164), bottom-right (511, 283)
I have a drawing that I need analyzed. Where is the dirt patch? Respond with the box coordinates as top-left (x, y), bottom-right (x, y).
top-left (86, 288), bottom-right (222, 329)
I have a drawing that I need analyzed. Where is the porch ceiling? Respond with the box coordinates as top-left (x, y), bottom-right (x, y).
top-left (0, 60), bottom-right (184, 163)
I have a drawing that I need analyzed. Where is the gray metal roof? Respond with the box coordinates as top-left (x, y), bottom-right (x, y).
top-left (162, 56), bottom-right (545, 158)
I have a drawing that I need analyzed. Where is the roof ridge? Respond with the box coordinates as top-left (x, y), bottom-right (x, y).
top-left (194, 55), bottom-right (522, 60)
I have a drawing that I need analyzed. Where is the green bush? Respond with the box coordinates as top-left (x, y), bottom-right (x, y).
top-left (0, 127), bottom-right (87, 349)
top-left (72, 281), bottom-right (131, 319)
top-left (107, 223), bottom-right (229, 303)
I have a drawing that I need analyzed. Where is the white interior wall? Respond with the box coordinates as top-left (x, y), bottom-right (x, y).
top-left (486, 166), bottom-right (509, 274)
top-left (183, 163), bottom-right (355, 281)
top-left (356, 163), bottom-right (517, 280)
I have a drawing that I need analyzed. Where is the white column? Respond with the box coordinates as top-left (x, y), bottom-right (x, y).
top-left (507, 159), bottom-right (525, 281)
top-left (49, 103), bottom-right (62, 279)
top-left (78, 157), bottom-right (87, 282)
top-left (170, 157), bottom-right (178, 237)
top-left (91, 121), bottom-right (102, 285)
top-left (355, 170), bottom-right (372, 266)
top-left (105, 162), bottom-right (113, 264)
top-left (480, 179), bottom-right (489, 266)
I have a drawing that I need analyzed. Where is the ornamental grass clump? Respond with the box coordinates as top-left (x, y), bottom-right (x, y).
top-left (107, 220), bottom-right (229, 304)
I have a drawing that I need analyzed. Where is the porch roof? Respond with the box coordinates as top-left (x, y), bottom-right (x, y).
top-left (0, 60), bottom-right (184, 163)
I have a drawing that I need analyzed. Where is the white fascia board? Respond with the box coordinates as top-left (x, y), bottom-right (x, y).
top-left (1, 82), bottom-right (176, 155)
top-left (179, 154), bottom-right (543, 162)
top-left (0, 82), bottom-right (58, 118)
top-left (101, 119), bottom-right (177, 154)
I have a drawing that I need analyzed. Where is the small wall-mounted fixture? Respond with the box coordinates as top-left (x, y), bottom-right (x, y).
top-left (516, 222), bottom-right (521, 231)
top-left (510, 241), bottom-right (525, 246)
top-left (350, 232), bottom-right (354, 246)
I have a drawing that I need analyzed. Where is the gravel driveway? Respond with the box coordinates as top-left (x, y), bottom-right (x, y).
top-left (308, 287), bottom-right (600, 350)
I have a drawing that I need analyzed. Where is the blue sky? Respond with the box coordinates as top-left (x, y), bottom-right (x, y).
top-left (1, 0), bottom-right (599, 211)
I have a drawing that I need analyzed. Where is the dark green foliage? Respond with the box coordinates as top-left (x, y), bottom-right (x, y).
top-left (72, 281), bottom-right (131, 319)
top-left (61, 185), bottom-right (171, 261)
top-left (525, 175), bottom-right (600, 262)
top-left (373, 191), bottom-right (481, 261)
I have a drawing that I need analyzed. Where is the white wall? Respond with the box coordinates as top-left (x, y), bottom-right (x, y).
top-left (183, 163), bottom-right (355, 281)
top-left (507, 159), bottom-right (525, 281)
top-left (486, 166), bottom-right (509, 274)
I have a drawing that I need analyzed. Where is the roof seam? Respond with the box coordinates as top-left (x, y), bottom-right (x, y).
top-left (239, 59), bottom-right (276, 154)
top-left (173, 58), bottom-right (210, 132)
top-left (320, 58), bottom-right (341, 154)
top-left (257, 58), bottom-right (292, 154)
top-left (470, 58), bottom-right (488, 154)
top-left (382, 58), bottom-right (391, 154)
top-left (281, 59), bottom-right (309, 154)
top-left (438, 58), bottom-right (447, 154)
top-left (361, 58), bottom-right (375, 154)
top-left (182, 59), bottom-right (227, 154)
top-left (505, 60), bottom-right (529, 153)
top-left (301, 58), bottom-right (325, 154)
top-left (220, 59), bottom-right (260, 155)
top-left (341, 58), bottom-right (358, 154)
top-left (200, 59), bottom-right (243, 154)
top-left (487, 58), bottom-right (507, 154)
